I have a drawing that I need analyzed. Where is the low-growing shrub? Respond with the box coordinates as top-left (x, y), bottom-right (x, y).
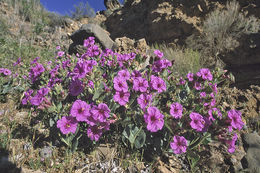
top-left (46, 12), bottom-right (71, 28)
top-left (186, 0), bottom-right (260, 67)
top-left (2, 37), bottom-right (244, 170)
top-left (69, 1), bottom-right (95, 20)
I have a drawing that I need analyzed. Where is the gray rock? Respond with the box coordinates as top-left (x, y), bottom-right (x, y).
top-left (69, 23), bottom-right (117, 55)
top-left (242, 133), bottom-right (260, 172)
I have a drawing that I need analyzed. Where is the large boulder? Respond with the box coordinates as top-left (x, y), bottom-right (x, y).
top-left (68, 23), bottom-right (117, 55)
top-left (105, 0), bottom-right (205, 45)
top-left (224, 33), bottom-right (260, 88)
top-left (242, 133), bottom-right (260, 172)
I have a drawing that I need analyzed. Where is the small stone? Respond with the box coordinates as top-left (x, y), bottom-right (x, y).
top-left (40, 146), bottom-right (52, 159)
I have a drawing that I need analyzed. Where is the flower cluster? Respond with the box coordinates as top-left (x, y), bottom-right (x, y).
top-left (28, 62), bottom-right (45, 83)
top-left (58, 100), bottom-right (111, 141)
top-left (17, 36), bottom-right (244, 156)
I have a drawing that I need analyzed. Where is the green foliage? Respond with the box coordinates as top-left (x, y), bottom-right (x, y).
top-left (3, 0), bottom-right (48, 24)
top-left (46, 12), bottom-right (70, 28)
top-left (69, 1), bottom-right (95, 20)
top-left (186, 0), bottom-right (260, 67)
top-left (122, 124), bottom-right (146, 149)
top-left (34, 22), bottom-right (45, 35)
top-left (0, 17), bottom-right (9, 37)
top-left (0, 133), bottom-right (9, 149)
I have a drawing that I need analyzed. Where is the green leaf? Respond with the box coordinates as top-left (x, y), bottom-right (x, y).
top-left (48, 105), bottom-right (56, 113)
top-left (93, 82), bottom-right (104, 100)
top-left (122, 124), bottom-right (146, 149)
top-left (49, 118), bottom-right (55, 127)
top-left (134, 129), bottom-right (146, 149)
top-left (71, 135), bottom-right (81, 153)
top-left (187, 151), bottom-right (200, 170)
top-left (57, 102), bottom-right (62, 112)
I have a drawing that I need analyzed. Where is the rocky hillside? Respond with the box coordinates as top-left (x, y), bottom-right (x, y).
top-left (103, 0), bottom-right (260, 87)
top-left (0, 1), bottom-right (260, 172)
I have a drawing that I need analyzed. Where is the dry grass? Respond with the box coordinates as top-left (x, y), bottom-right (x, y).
top-left (151, 43), bottom-right (202, 77)
top-left (186, 0), bottom-right (260, 67)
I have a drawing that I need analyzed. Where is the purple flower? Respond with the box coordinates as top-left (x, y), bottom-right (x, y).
top-left (144, 107), bottom-right (164, 132)
top-left (72, 59), bottom-right (87, 79)
top-left (133, 77), bottom-right (149, 92)
top-left (28, 63), bottom-right (45, 82)
top-left (48, 77), bottom-right (61, 88)
top-left (85, 60), bottom-right (97, 73)
top-left (91, 103), bottom-right (110, 122)
top-left (33, 63), bottom-right (45, 76)
top-left (87, 80), bottom-right (94, 88)
top-left (113, 91), bottom-right (130, 106)
top-left (69, 79), bottom-right (84, 96)
top-left (117, 69), bottom-right (130, 80)
top-left (170, 102), bottom-right (183, 119)
top-left (129, 52), bottom-right (136, 60)
top-left (200, 92), bottom-right (207, 98)
top-left (227, 109), bottom-right (244, 131)
top-left (103, 48), bottom-right (114, 57)
top-left (87, 45), bottom-right (100, 57)
top-left (210, 98), bottom-right (216, 107)
top-left (70, 100), bottom-right (91, 122)
top-left (162, 59), bottom-right (172, 67)
top-left (153, 50), bottom-right (164, 58)
top-left (137, 93), bottom-right (152, 110)
top-left (13, 57), bottom-right (21, 66)
top-left (50, 65), bottom-right (60, 78)
top-left (208, 108), bottom-right (222, 121)
top-left (131, 70), bottom-right (142, 79)
top-left (187, 73), bottom-right (194, 81)
top-left (170, 136), bottom-right (187, 154)
top-left (30, 95), bottom-right (43, 106)
top-left (57, 51), bottom-right (64, 57)
top-left (201, 116), bottom-right (212, 132)
top-left (83, 37), bottom-right (95, 48)
top-left (56, 46), bottom-right (60, 50)
top-left (87, 125), bottom-right (103, 141)
top-left (2, 69), bottom-right (12, 76)
top-left (226, 133), bottom-right (238, 153)
top-left (152, 60), bottom-right (165, 72)
top-left (57, 116), bottom-right (78, 135)
top-left (62, 60), bottom-right (71, 69)
top-left (150, 75), bottom-right (166, 93)
top-left (31, 57), bottom-right (40, 64)
top-left (22, 89), bottom-right (34, 105)
top-left (152, 59), bottom-right (172, 72)
top-left (179, 77), bottom-right (186, 85)
top-left (189, 112), bottom-right (205, 132)
top-left (198, 68), bottom-right (213, 81)
top-left (209, 83), bottom-right (218, 94)
top-left (113, 76), bottom-right (128, 92)
top-left (194, 82), bottom-right (202, 90)
top-left (30, 87), bottom-right (49, 106)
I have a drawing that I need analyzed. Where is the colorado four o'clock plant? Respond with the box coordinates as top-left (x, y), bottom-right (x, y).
top-left (17, 37), bottom-right (244, 162)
